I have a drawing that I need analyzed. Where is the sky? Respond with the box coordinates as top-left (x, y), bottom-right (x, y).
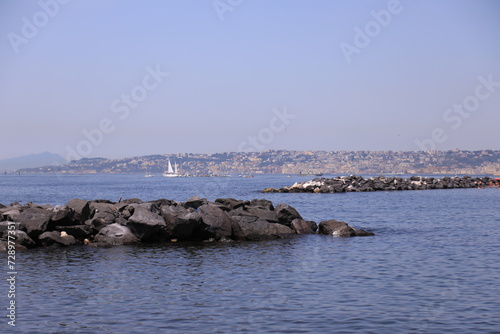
top-left (1, 0), bottom-right (499, 161)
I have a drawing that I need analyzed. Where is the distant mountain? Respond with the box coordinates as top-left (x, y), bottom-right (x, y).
top-left (0, 152), bottom-right (66, 172)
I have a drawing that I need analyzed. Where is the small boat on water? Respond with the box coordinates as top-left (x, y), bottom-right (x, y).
top-left (163, 159), bottom-right (180, 177)
top-left (145, 174), bottom-right (154, 178)
top-left (298, 171), bottom-right (324, 177)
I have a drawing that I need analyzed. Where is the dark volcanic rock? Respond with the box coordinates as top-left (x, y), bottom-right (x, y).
top-left (66, 199), bottom-right (90, 223)
top-left (55, 225), bottom-right (93, 240)
top-left (194, 204), bottom-right (233, 240)
top-left (275, 203), bottom-right (303, 227)
top-left (291, 219), bottom-right (315, 234)
top-left (355, 229), bottom-right (376, 237)
top-left (94, 223), bottom-right (139, 245)
top-left (249, 199), bottom-right (274, 211)
top-left (0, 196), bottom-right (376, 249)
top-left (50, 205), bottom-right (75, 227)
top-left (19, 208), bottom-right (52, 239)
top-left (183, 195), bottom-right (207, 210)
top-left (215, 198), bottom-right (247, 211)
top-left (319, 220), bottom-right (357, 237)
top-left (1, 207), bottom-right (21, 222)
top-left (86, 202), bottom-right (119, 232)
top-left (2, 230), bottom-right (36, 248)
top-left (232, 217), bottom-right (294, 240)
top-left (126, 204), bottom-right (167, 241)
top-left (161, 205), bottom-right (201, 240)
top-left (38, 231), bottom-right (79, 247)
top-left (0, 221), bottom-right (25, 234)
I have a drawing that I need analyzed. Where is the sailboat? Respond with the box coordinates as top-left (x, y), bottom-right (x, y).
top-left (163, 159), bottom-right (180, 177)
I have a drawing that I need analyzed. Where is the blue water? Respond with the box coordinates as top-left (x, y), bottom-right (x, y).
top-left (1, 174), bottom-right (499, 333)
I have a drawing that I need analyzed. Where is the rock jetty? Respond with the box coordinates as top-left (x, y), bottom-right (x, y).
top-left (263, 175), bottom-right (499, 193)
top-left (0, 196), bottom-right (373, 251)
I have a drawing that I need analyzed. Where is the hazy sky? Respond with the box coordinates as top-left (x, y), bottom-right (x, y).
top-left (1, 0), bottom-right (499, 161)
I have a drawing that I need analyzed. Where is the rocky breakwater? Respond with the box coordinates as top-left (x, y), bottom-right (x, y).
top-left (263, 175), bottom-right (499, 193)
top-left (0, 196), bottom-right (374, 250)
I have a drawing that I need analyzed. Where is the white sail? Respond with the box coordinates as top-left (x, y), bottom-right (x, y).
top-left (167, 159), bottom-right (174, 173)
top-left (163, 159), bottom-right (180, 177)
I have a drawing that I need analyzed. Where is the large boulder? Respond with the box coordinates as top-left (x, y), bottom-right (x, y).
top-left (230, 206), bottom-right (279, 224)
top-left (194, 204), bottom-right (233, 240)
top-left (1, 207), bottom-right (21, 222)
top-left (2, 230), bottom-right (36, 248)
top-left (94, 223), bottom-right (139, 245)
top-left (55, 225), bottom-right (93, 240)
top-left (249, 199), bottom-right (274, 211)
top-left (18, 208), bottom-right (52, 239)
top-left (0, 240), bottom-right (27, 251)
top-left (275, 203), bottom-right (303, 227)
top-left (50, 205), bottom-right (75, 227)
top-left (291, 219), bottom-right (315, 234)
top-left (232, 217), bottom-right (294, 240)
top-left (160, 205), bottom-right (201, 240)
top-left (0, 221), bottom-right (25, 234)
top-left (318, 220), bottom-right (357, 237)
top-left (38, 231), bottom-right (79, 247)
top-left (183, 195), bottom-right (207, 210)
top-left (86, 202), bottom-right (119, 232)
top-left (215, 198), bottom-right (247, 211)
top-left (126, 204), bottom-right (167, 241)
top-left (66, 199), bottom-right (90, 223)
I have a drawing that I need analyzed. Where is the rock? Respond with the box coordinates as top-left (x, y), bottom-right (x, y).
top-left (318, 220), bottom-right (357, 237)
top-left (149, 198), bottom-right (177, 208)
top-left (126, 204), bottom-right (167, 241)
top-left (1, 208), bottom-right (21, 222)
top-left (119, 198), bottom-right (143, 205)
top-left (50, 205), bottom-right (75, 226)
top-left (94, 223), bottom-right (139, 245)
top-left (38, 231), bottom-right (79, 247)
top-left (86, 202), bottom-right (119, 232)
top-left (194, 204), bottom-right (233, 240)
top-left (19, 208), bottom-right (52, 239)
top-left (275, 203), bottom-right (303, 227)
top-left (307, 221), bottom-right (318, 232)
top-left (161, 205), bottom-right (201, 240)
top-left (66, 199), bottom-right (90, 223)
top-left (0, 221), bottom-right (25, 234)
top-left (233, 218), bottom-right (294, 240)
top-left (0, 203), bottom-right (5, 209)
top-left (0, 240), bottom-right (27, 251)
top-left (355, 229), bottom-right (375, 237)
top-left (55, 225), bottom-right (93, 240)
top-left (291, 219), bottom-right (315, 234)
top-left (183, 195), bottom-right (207, 210)
top-left (215, 198), bottom-right (247, 211)
top-left (2, 230), bottom-right (36, 248)
top-left (249, 199), bottom-right (274, 211)
top-left (241, 206), bottom-right (279, 224)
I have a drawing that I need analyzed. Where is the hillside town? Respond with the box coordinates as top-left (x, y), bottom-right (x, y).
top-left (17, 150), bottom-right (500, 176)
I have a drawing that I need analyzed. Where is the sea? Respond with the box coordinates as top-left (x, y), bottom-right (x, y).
top-left (1, 173), bottom-right (499, 333)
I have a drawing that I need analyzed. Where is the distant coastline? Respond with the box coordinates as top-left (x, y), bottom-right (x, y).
top-left (8, 149), bottom-right (500, 176)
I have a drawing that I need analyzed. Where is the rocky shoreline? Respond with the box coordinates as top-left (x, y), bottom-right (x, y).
top-left (263, 175), bottom-right (499, 193)
top-left (0, 196), bottom-right (373, 251)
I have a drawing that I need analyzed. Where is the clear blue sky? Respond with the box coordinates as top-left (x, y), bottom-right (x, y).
top-left (1, 0), bottom-right (499, 161)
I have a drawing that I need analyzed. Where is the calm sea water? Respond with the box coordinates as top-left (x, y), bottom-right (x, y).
top-left (1, 174), bottom-right (499, 333)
